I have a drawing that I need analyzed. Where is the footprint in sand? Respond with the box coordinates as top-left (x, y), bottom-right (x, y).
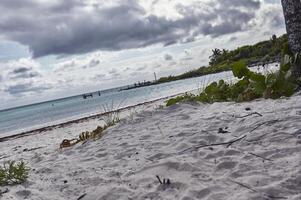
top-left (216, 161), bottom-right (238, 170)
top-left (190, 187), bottom-right (212, 199)
top-left (16, 190), bottom-right (31, 199)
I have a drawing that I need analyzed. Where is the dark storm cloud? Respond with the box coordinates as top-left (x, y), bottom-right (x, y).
top-left (0, 0), bottom-right (262, 57)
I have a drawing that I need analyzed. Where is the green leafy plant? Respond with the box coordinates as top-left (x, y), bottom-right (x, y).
top-left (166, 53), bottom-right (298, 106)
top-left (165, 93), bottom-right (196, 106)
top-left (0, 160), bottom-right (29, 186)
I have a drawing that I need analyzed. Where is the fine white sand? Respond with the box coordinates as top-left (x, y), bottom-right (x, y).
top-left (1, 93), bottom-right (301, 200)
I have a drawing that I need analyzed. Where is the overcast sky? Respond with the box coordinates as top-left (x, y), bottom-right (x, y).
top-left (0, 0), bottom-right (285, 109)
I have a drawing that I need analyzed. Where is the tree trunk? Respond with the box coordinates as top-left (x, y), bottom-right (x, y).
top-left (281, 0), bottom-right (301, 77)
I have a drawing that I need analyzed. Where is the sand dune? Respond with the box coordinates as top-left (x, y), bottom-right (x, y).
top-left (1, 94), bottom-right (301, 200)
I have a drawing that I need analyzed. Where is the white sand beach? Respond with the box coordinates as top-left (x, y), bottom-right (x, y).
top-left (1, 93), bottom-right (301, 200)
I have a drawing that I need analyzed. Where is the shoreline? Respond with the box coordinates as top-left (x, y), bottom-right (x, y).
top-left (0, 62), bottom-right (279, 143)
top-left (0, 91), bottom-right (193, 143)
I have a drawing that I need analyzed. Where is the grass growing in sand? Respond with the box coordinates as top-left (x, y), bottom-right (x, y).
top-left (166, 53), bottom-right (300, 106)
top-left (0, 160), bottom-right (29, 186)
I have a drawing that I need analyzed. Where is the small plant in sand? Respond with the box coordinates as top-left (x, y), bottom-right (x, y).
top-left (0, 160), bottom-right (29, 186)
top-left (102, 101), bottom-right (122, 127)
top-left (103, 111), bottom-right (120, 127)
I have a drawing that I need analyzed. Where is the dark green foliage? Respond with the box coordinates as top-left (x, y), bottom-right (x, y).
top-left (0, 161), bottom-right (29, 186)
top-left (232, 61), bottom-right (249, 79)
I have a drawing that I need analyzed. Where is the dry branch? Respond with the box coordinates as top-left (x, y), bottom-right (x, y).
top-left (235, 112), bottom-right (263, 119)
top-left (181, 135), bottom-right (247, 153)
top-left (248, 152), bottom-right (273, 162)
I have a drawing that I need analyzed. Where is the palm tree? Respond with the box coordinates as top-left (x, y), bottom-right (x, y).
top-left (209, 48), bottom-right (222, 65)
top-left (270, 34), bottom-right (277, 46)
top-left (212, 48), bottom-right (222, 57)
top-left (281, 0), bottom-right (301, 77)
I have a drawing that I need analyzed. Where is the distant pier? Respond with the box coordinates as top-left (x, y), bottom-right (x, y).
top-left (82, 93), bottom-right (93, 99)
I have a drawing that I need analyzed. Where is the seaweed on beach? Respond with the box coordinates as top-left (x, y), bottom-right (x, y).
top-left (0, 160), bottom-right (29, 186)
top-left (60, 125), bottom-right (109, 149)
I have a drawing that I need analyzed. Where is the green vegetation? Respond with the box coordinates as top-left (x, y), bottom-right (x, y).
top-left (156, 34), bottom-right (288, 84)
top-left (0, 160), bottom-right (29, 186)
top-left (166, 93), bottom-right (196, 106)
top-left (166, 53), bottom-right (299, 106)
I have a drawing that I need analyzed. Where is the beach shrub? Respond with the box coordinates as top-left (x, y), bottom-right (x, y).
top-left (0, 160), bottom-right (29, 186)
top-left (166, 54), bottom-right (298, 106)
top-left (165, 93), bottom-right (196, 106)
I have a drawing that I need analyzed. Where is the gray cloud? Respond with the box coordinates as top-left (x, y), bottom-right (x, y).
top-left (4, 82), bottom-right (51, 95)
top-left (9, 66), bottom-right (41, 79)
top-left (164, 54), bottom-right (173, 61)
top-left (136, 66), bottom-right (146, 71)
top-left (9, 67), bottom-right (41, 79)
top-left (0, 0), bottom-right (262, 57)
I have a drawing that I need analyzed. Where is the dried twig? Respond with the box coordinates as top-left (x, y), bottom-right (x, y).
top-left (250, 120), bottom-right (280, 133)
top-left (156, 175), bottom-right (171, 185)
top-left (77, 193), bottom-right (87, 200)
top-left (235, 112), bottom-right (263, 119)
top-left (23, 146), bottom-right (44, 152)
top-left (229, 179), bottom-right (287, 199)
top-left (157, 126), bottom-right (164, 136)
top-left (0, 188), bottom-right (9, 196)
top-left (156, 175), bottom-right (162, 184)
top-left (0, 155), bottom-right (10, 160)
top-left (248, 152), bottom-right (273, 162)
top-left (181, 135), bottom-right (247, 153)
top-left (229, 179), bottom-right (257, 192)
